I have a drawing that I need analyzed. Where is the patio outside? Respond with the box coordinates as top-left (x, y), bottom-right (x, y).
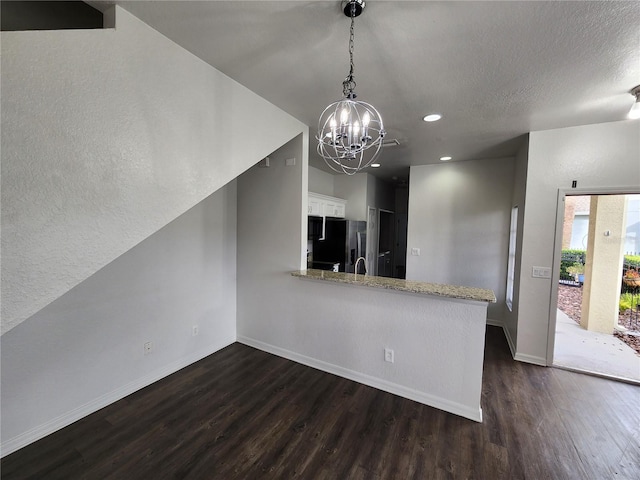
top-left (554, 194), bottom-right (640, 383)
top-left (557, 284), bottom-right (640, 354)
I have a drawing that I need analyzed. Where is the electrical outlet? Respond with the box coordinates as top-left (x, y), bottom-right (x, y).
top-left (192, 325), bottom-right (199, 337)
top-left (384, 348), bottom-right (394, 363)
top-left (144, 341), bottom-right (153, 355)
top-left (411, 248), bottom-right (420, 256)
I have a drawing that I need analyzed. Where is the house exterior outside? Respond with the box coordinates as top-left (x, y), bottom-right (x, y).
top-left (563, 195), bottom-right (640, 254)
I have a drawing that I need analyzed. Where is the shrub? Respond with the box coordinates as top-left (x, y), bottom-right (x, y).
top-left (619, 292), bottom-right (637, 313)
top-left (567, 262), bottom-right (584, 274)
top-left (624, 255), bottom-right (640, 269)
top-left (562, 249), bottom-right (586, 259)
top-left (561, 249), bottom-right (585, 278)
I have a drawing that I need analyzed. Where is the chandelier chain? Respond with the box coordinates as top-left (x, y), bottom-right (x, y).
top-left (342, 2), bottom-right (357, 98)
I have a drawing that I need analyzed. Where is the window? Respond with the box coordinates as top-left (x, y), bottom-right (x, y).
top-left (506, 206), bottom-right (518, 311)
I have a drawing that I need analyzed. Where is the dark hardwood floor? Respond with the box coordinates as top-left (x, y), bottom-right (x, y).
top-left (2, 326), bottom-right (639, 479)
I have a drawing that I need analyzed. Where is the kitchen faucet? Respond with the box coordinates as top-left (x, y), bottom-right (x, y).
top-left (354, 256), bottom-right (367, 275)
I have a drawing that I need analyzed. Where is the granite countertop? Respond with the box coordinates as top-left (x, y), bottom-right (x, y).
top-left (291, 269), bottom-right (497, 303)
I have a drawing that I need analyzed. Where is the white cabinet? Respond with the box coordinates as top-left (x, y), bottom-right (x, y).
top-left (323, 201), bottom-right (345, 218)
top-left (308, 196), bottom-right (323, 216)
top-left (308, 193), bottom-right (346, 218)
top-left (324, 200), bottom-right (336, 217)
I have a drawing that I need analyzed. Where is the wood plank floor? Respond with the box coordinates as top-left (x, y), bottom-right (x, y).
top-left (2, 326), bottom-right (639, 479)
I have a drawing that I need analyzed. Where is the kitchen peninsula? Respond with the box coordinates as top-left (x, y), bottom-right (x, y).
top-left (289, 269), bottom-right (496, 422)
top-left (291, 269), bottom-right (496, 303)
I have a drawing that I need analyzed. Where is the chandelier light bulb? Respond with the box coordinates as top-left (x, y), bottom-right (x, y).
top-left (341, 108), bottom-right (349, 124)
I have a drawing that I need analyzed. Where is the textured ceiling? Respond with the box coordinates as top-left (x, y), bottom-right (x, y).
top-left (108, 1), bottom-right (640, 182)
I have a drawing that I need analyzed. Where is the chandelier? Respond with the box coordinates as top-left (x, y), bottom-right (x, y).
top-left (317, 0), bottom-right (385, 175)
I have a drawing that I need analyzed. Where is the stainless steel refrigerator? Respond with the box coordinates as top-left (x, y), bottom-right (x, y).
top-left (308, 218), bottom-right (367, 273)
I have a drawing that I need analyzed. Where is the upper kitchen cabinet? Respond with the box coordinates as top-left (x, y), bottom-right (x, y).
top-left (308, 192), bottom-right (346, 218)
top-left (308, 195), bottom-right (323, 216)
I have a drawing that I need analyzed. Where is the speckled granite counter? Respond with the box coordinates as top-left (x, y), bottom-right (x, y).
top-left (291, 269), bottom-right (496, 303)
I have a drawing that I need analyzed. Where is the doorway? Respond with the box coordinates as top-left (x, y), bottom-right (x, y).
top-left (551, 191), bottom-right (640, 383)
top-left (377, 209), bottom-right (394, 277)
top-left (366, 207), bottom-right (377, 276)
top-left (394, 213), bottom-right (408, 279)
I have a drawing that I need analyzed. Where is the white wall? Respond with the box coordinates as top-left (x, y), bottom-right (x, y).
top-left (516, 120), bottom-right (640, 364)
top-left (236, 132), bottom-right (308, 340)
top-left (330, 172), bottom-right (394, 221)
top-left (308, 166), bottom-right (335, 197)
top-left (503, 136), bottom-right (529, 353)
top-left (238, 143), bottom-right (488, 421)
top-left (0, 5), bottom-right (305, 334)
top-left (334, 173), bottom-right (369, 220)
top-left (1, 183), bottom-right (238, 455)
top-left (236, 133), bottom-right (309, 326)
top-left (406, 158), bottom-right (516, 321)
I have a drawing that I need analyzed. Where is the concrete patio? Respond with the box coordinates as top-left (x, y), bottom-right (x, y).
top-left (554, 309), bottom-right (640, 384)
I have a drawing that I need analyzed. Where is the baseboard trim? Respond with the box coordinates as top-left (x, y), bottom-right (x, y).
top-left (486, 319), bottom-right (518, 359)
top-left (513, 352), bottom-right (547, 366)
top-left (1, 339), bottom-right (234, 458)
top-left (486, 321), bottom-right (547, 367)
top-left (237, 335), bottom-right (482, 423)
top-left (503, 326), bottom-right (517, 359)
top-left (486, 318), bottom-right (503, 328)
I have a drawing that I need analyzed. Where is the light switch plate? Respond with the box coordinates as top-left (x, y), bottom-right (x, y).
top-left (411, 248), bottom-right (420, 256)
top-left (532, 266), bottom-right (552, 278)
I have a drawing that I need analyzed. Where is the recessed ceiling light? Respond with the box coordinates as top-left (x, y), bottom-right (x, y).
top-left (370, 163), bottom-right (381, 168)
top-left (423, 113), bottom-right (442, 122)
top-left (440, 156), bottom-right (452, 161)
